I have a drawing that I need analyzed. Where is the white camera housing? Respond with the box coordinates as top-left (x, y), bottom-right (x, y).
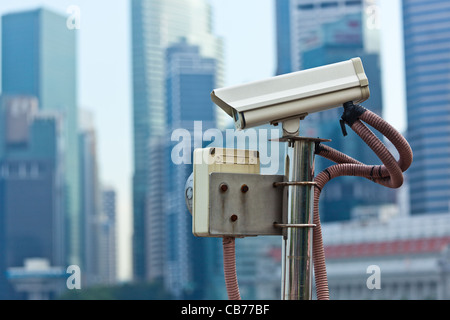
top-left (211, 57), bottom-right (370, 130)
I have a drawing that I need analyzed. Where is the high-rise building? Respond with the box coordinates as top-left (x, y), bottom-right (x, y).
top-left (402, 0), bottom-right (450, 215)
top-left (303, 14), bottom-right (392, 222)
top-left (79, 110), bottom-right (117, 286)
top-left (164, 40), bottom-right (223, 299)
top-left (1, 8), bottom-right (80, 265)
top-left (275, 0), bottom-right (393, 222)
top-left (131, 0), bottom-right (223, 281)
top-left (78, 109), bottom-right (101, 286)
top-left (276, 0), bottom-right (293, 75)
top-left (279, 0), bottom-right (373, 72)
top-left (0, 96), bottom-right (65, 299)
top-left (99, 187), bottom-right (117, 285)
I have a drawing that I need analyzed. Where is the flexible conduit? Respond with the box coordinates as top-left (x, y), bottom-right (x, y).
top-left (313, 107), bottom-right (413, 300)
top-left (223, 236), bottom-right (241, 300)
top-left (221, 104), bottom-right (413, 300)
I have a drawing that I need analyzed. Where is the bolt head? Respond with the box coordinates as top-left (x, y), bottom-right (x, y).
top-left (220, 183), bottom-right (228, 192)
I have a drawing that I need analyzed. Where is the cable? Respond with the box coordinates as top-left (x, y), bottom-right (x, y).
top-left (312, 103), bottom-right (413, 300)
top-left (222, 236), bottom-right (241, 300)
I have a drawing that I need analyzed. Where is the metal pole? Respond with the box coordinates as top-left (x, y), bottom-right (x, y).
top-left (282, 138), bottom-right (315, 300)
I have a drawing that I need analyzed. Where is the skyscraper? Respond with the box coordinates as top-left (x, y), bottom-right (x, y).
top-left (164, 40), bottom-right (223, 299)
top-left (131, 0), bottom-right (223, 280)
top-left (275, 0), bottom-right (393, 222)
top-left (0, 96), bottom-right (65, 299)
top-left (78, 109), bottom-right (101, 286)
top-left (303, 14), bottom-right (391, 222)
top-left (403, 0), bottom-right (450, 215)
top-left (285, 0), bottom-right (367, 72)
top-left (276, 0), bottom-right (293, 75)
top-left (79, 110), bottom-right (117, 286)
top-left (99, 187), bottom-right (117, 285)
top-left (1, 8), bottom-right (80, 265)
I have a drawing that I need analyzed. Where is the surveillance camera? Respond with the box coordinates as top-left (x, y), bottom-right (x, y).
top-left (211, 57), bottom-right (370, 130)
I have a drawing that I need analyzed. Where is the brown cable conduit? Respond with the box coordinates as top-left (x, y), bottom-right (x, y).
top-left (222, 104), bottom-right (413, 300)
top-left (313, 107), bottom-right (413, 300)
top-left (222, 236), bottom-right (241, 300)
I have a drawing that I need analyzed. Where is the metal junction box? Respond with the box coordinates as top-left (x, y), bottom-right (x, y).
top-left (192, 147), bottom-right (287, 237)
top-left (208, 172), bottom-right (286, 237)
top-left (192, 147), bottom-right (260, 237)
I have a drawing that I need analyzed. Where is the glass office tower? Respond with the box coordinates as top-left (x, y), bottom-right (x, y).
top-left (275, 0), bottom-right (393, 222)
top-left (0, 96), bottom-right (65, 299)
top-left (403, 0), bottom-right (450, 214)
top-left (131, 0), bottom-right (223, 281)
top-left (1, 8), bottom-right (80, 265)
top-left (164, 40), bottom-right (223, 299)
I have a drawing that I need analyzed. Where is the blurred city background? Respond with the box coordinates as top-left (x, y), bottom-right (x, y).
top-left (0, 0), bottom-right (449, 300)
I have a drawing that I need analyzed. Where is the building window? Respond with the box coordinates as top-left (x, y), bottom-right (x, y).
top-left (345, 0), bottom-right (362, 6)
top-left (30, 163), bottom-right (39, 178)
top-left (18, 163), bottom-right (27, 178)
top-left (1, 164), bottom-right (9, 178)
top-left (321, 2), bottom-right (338, 8)
top-left (298, 4), bottom-right (314, 10)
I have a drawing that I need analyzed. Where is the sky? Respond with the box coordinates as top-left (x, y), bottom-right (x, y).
top-left (0, 0), bottom-right (405, 281)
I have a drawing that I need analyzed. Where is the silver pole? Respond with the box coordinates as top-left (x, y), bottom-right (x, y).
top-left (282, 138), bottom-right (315, 300)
